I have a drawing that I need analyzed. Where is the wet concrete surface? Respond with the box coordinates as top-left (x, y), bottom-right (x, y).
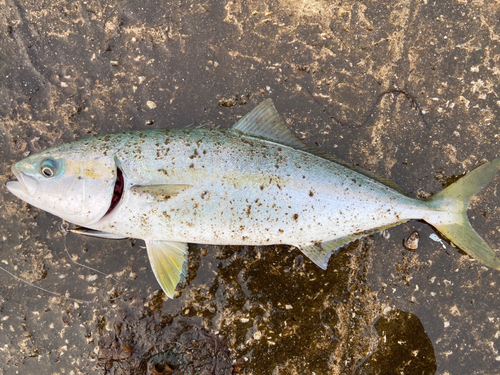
top-left (1, 0), bottom-right (500, 373)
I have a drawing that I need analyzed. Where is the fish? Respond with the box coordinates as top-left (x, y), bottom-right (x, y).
top-left (6, 99), bottom-right (500, 298)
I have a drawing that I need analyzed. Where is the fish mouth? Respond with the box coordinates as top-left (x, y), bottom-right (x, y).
top-left (6, 165), bottom-right (38, 197)
top-left (103, 166), bottom-right (124, 216)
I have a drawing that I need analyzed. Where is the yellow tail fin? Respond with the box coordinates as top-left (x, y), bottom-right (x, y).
top-left (427, 158), bottom-right (500, 269)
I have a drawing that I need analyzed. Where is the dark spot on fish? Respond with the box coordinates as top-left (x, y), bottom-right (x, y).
top-left (278, 229), bottom-right (284, 233)
top-left (190, 149), bottom-right (199, 159)
top-left (201, 191), bottom-right (209, 199)
top-left (158, 193), bottom-right (175, 202)
top-left (103, 135), bottom-right (110, 142)
top-left (203, 150), bottom-right (207, 155)
top-left (162, 212), bottom-right (171, 219)
top-left (242, 236), bottom-right (248, 241)
top-left (189, 163), bottom-right (194, 169)
top-left (246, 205), bottom-right (252, 217)
top-left (309, 190), bottom-right (314, 197)
top-left (293, 214), bottom-right (299, 220)
top-left (260, 185), bottom-right (264, 190)
top-left (240, 138), bottom-right (255, 147)
top-left (352, 178), bottom-right (357, 184)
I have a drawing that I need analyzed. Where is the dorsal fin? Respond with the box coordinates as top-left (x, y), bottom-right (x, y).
top-left (232, 99), bottom-right (408, 196)
top-left (232, 98), bottom-right (307, 150)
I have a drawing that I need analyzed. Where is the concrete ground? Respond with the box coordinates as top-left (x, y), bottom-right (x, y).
top-left (1, 0), bottom-right (500, 374)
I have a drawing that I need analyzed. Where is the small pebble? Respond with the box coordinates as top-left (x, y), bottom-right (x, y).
top-left (405, 231), bottom-right (420, 250)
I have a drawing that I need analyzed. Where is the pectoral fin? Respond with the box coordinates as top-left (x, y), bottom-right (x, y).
top-left (131, 184), bottom-right (193, 201)
top-left (145, 240), bottom-right (189, 298)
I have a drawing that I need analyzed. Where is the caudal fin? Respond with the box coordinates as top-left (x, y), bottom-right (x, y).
top-left (427, 158), bottom-right (500, 269)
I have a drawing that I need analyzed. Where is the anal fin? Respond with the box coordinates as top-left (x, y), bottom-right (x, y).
top-left (297, 237), bottom-right (358, 270)
top-left (296, 221), bottom-right (408, 270)
top-left (145, 240), bottom-right (189, 298)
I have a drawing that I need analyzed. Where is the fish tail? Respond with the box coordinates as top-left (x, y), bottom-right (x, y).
top-left (426, 158), bottom-right (500, 269)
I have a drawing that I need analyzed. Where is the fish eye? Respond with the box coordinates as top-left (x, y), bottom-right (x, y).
top-left (39, 158), bottom-right (60, 178)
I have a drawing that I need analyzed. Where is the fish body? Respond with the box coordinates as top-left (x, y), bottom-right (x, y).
top-left (7, 99), bottom-right (500, 297)
top-left (88, 128), bottom-right (428, 244)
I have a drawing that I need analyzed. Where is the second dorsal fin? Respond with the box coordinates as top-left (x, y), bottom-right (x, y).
top-left (231, 99), bottom-right (408, 196)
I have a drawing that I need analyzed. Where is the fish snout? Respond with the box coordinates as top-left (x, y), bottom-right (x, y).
top-left (6, 164), bottom-right (39, 196)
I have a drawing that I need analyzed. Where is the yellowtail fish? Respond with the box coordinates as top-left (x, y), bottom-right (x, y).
top-left (6, 99), bottom-right (500, 297)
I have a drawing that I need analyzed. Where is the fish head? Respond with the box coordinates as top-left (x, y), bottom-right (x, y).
top-left (6, 142), bottom-right (119, 226)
